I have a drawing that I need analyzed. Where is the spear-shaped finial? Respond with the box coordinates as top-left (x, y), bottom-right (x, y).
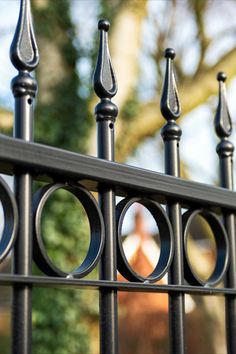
top-left (214, 72), bottom-right (232, 138)
top-left (161, 49), bottom-right (182, 145)
top-left (10, 0), bottom-right (39, 72)
top-left (215, 72), bottom-right (234, 161)
top-left (161, 48), bottom-right (181, 121)
top-left (93, 19), bottom-right (117, 100)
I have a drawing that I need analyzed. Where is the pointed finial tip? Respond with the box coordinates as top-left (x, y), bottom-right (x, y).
top-left (10, 0), bottom-right (39, 71)
top-left (217, 72), bottom-right (227, 82)
top-left (164, 48), bottom-right (175, 60)
top-left (161, 47), bottom-right (181, 121)
top-left (215, 70), bottom-right (232, 138)
top-left (98, 19), bottom-right (110, 32)
top-left (93, 18), bottom-right (117, 100)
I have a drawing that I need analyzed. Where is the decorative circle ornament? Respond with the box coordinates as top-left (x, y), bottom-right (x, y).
top-left (33, 183), bottom-right (105, 278)
top-left (116, 197), bottom-right (173, 283)
top-left (183, 209), bottom-right (229, 286)
top-left (0, 176), bottom-right (18, 262)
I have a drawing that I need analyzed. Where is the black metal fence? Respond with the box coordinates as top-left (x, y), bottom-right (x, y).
top-left (0, 0), bottom-right (236, 353)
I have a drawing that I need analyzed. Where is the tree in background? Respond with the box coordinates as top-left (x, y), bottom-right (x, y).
top-left (0, 0), bottom-right (236, 353)
top-left (31, 1), bottom-right (96, 353)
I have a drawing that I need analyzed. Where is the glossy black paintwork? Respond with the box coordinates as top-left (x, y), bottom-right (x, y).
top-left (0, 4), bottom-right (235, 354)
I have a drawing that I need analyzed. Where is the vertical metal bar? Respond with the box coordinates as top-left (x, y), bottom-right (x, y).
top-left (12, 94), bottom-right (35, 354)
top-left (93, 20), bottom-right (118, 354)
top-left (215, 72), bottom-right (236, 354)
top-left (97, 120), bottom-right (118, 354)
top-left (10, 0), bottom-right (39, 353)
top-left (161, 48), bottom-right (185, 354)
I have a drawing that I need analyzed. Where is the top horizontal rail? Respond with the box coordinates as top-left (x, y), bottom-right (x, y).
top-left (0, 134), bottom-right (235, 210)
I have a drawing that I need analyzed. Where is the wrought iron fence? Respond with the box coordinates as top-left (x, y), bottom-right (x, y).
top-left (0, 0), bottom-right (235, 353)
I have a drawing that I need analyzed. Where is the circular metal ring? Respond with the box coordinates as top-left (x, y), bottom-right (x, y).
top-left (0, 176), bottom-right (18, 262)
top-left (116, 197), bottom-right (173, 283)
top-left (33, 183), bottom-right (105, 278)
top-left (183, 209), bottom-right (229, 286)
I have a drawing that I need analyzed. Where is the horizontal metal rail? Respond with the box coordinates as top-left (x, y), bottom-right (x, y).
top-left (0, 274), bottom-right (234, 295)
top-left (0, 135), bottom-right (235, 210)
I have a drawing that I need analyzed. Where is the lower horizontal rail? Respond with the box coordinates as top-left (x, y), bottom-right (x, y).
top-left (0, 274), bottom-right (235, 295)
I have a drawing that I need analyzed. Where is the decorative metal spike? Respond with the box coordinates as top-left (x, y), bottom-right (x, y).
top-left (214, 72), bottom-right (232, 138)
top-left (161, 48), bottom-right (181, 121)
top-left (10, 0), bottom-right (39, 72)
top-left (93, 19), bottom-right (117, 99)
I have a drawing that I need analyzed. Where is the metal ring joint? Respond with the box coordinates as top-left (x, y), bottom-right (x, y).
top-left (116, 197), bottom-right (173, 283)
top-left (0, 176), bottom-right (18, 262)
top-left (183, 209), bottom-right (229, 287)
top-left (33, 183), bottom-right (105, 278)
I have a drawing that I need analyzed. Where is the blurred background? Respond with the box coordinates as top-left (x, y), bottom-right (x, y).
top-left (0, 0), bottom-right (236, 353)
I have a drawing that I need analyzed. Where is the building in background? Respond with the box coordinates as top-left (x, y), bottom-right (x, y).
top-left (118, 207), bottom-right (223, 354)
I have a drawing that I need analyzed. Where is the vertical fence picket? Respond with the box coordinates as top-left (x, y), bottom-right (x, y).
top-left (93, 20), bottom-right (119, 354)
top-left (161, 48), bottom-right (185, 354)
top-left (215, 72), bottom-right (236, 354)
top-left (10, 0), bottom-right (39, 353)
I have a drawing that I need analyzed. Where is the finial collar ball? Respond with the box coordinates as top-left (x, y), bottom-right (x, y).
top-left (217, 72), bottom-right (227, 82)
top-left (164, 48), bottom-right (175, 60)
top-left (98, 19), bottom-right (110, 32)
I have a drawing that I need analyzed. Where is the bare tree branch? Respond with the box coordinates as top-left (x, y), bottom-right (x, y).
top-left (190, 0), bottom-right (209, 75)
top-left (115, 47), bottom-right (236, 162)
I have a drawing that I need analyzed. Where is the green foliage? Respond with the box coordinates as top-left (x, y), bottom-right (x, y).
top-left (35, 78), bottom-right (89, 152)
top-left (32, 190), bottom-right (98, 354)
top-left (37, 188), bottom-right (90, 272)
top-left (99, 0), bottom-right (120, 20)
top-left (120, 93), bottom-right (139, 122)
top-left (32, 0), bottom-right (74, 41)
top-left (32, 288), bottom-right (90, 354)
top-left (31, 1), bottom-right (99, 353)
top-left (0, 333), bottom-right (10, 354)
top-left (32, 0), bottom-right (91, 153)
